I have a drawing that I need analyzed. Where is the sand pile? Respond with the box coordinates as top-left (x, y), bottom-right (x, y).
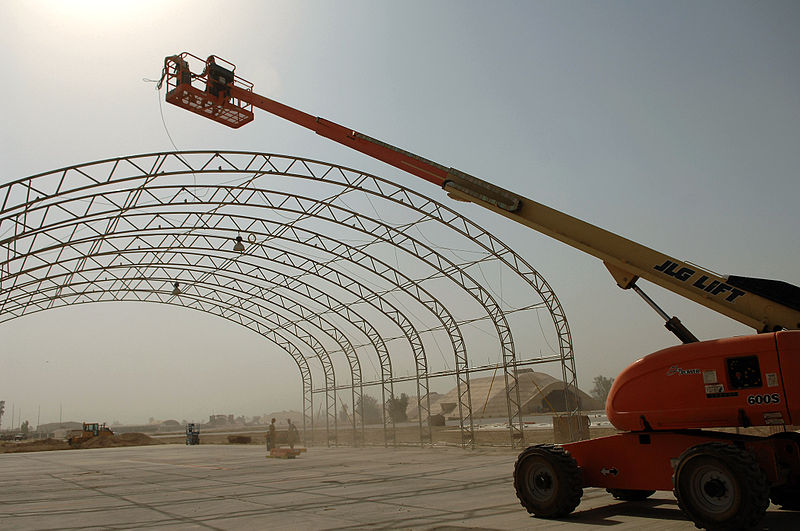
top-left (78, 433), bottom-right (161, 449)
top-left (1, 433), bottom-right (162, 453)
top-left (0, 438), bottom-right (71, 453)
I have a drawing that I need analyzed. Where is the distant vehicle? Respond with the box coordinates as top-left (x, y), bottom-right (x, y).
top-left (185, 423), bottom-right (200, 445)
top-left (68, 422), bottom-right (114, 446)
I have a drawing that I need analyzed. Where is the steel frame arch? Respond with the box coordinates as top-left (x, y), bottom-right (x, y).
top-left (5, 285), bottom-right (318, 441)
top-left (1, 151), bottom-right (578, 446)
top-left (0, 267), bottom-right (337, 441)
top-left (4, 184), bottom-right (516, 440)
top-left (1, 251), bottom-right (387, 446)
top-left (4, 187), bottom-right (495, 444)
top-left (0, 224), bottom-right (439, 446)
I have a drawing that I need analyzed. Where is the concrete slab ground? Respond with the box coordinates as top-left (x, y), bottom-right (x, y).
top-left (1, 444), bottom-right (796, 530)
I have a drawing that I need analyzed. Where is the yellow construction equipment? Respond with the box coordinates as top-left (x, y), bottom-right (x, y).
top-left (68, 422), bottom-right (114, 446)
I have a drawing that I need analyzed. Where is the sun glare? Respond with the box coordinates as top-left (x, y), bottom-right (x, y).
top-left (38, 0), bottom-right (152, 23)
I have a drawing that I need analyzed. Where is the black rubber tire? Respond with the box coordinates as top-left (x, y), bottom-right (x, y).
top-left (513, 444), bottom-right (583, 518)
top-left (673, 442), bottom-right (769, 530)
top-left (606, 488), bottom-right (656, 501)
top-left (768, 431), bottom-right (800, 510)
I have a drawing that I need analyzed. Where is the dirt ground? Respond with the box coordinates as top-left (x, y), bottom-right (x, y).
top-left (0, 433), bottom-right (162, 454)
top-left (4, 424), bottom-right (790, 454)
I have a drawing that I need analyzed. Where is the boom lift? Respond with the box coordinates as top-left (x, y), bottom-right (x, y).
top-left (160, 53), bottom-right (800, 529)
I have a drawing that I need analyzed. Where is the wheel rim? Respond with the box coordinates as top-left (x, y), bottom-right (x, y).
top-left (688, 463), bottom-right (737, 515)
top-left (525, 457), bottom-right (558, 503)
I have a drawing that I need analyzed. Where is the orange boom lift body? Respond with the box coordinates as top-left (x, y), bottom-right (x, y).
top-left (160, 53), bottom-right (800, 528)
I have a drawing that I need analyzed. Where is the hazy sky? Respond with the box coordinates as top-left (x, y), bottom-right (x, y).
top-left (1, 1), bottom-right (798, 427)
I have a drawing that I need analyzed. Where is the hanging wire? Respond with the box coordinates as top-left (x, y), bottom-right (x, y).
top-left (143, 69), bottom-right (205, 198)
top-left (481, 364), bottom-right (500, 416)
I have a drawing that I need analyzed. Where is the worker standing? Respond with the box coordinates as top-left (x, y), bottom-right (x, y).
top-left (266, 418), bottom-right (276, 451)
top-left (287, 418), bottom-right (299, 450)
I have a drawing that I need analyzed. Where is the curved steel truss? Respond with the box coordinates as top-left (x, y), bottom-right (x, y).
top-left (0, 151), bottom-right (579, 447)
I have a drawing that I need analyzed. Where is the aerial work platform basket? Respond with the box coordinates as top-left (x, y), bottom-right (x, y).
top-left (161, 52), bottom-right (254, 128)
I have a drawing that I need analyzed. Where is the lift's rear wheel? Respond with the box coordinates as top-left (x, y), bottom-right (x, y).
top-left (673, 442), bottom-right (769, 530)
top-left (769, 431), bottom-right (800, 510)
top-left (606, 488), bottom-right (656, 501)
top-left (513, 444), bottom-right (582, 518)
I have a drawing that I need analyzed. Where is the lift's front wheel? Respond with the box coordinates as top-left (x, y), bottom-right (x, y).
top-left (673, 442), bottom-right (769, 530)
top-left (513, 444), bottom-right (583, 518)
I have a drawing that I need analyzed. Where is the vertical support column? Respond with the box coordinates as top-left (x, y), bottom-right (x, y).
top-left (456, 372), bottom-right (474, 448)
top-left (502, 358), bottom-right (525, 448)
top-left (448, 326), bottom-right (474, 448)
top-left (416, 373), bottom-right (432, 446)
top-left (325, 367), bottom-right (337, 447)
top-left (302, 371), bottom-right (313, 444)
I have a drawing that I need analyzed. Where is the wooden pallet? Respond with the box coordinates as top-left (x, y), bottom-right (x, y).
top-left (268, 447), bottom-right (307, 459)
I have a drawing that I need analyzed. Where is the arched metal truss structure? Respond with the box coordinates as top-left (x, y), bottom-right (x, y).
top-left (0, 151), bottom-right (578, 447)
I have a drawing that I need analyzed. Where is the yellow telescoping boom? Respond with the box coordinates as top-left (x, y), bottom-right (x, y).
top-left (160, 52), bottom-right (800, 340)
